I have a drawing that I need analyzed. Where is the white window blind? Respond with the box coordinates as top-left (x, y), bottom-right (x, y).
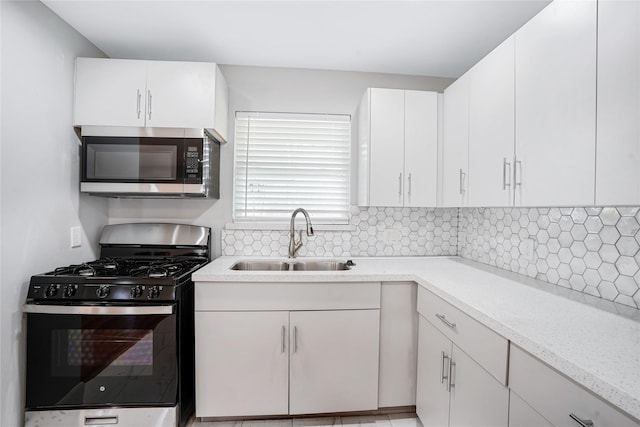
top-left (234, 112), bottom-right (351, 224)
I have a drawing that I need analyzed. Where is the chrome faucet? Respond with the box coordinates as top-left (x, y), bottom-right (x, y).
top-left (289, 208), bottom-right (315, 258)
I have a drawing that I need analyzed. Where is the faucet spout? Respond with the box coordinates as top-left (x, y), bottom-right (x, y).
top-left (289, 208), bottom-right (315, 258)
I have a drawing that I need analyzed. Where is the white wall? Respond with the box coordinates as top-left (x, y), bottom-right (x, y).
top-left (0, 2), bottom-right (108, 425)
top-left (108, 65), bottom-right (454, 257)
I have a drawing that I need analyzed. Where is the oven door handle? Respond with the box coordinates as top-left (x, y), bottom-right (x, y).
top-left (23, 304), bottom-right (174, 315)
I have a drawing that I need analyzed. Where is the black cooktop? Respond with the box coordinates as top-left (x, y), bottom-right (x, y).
top-left (27, 256), bottom-right (209, 303)
top-left (48, 257), bottom-right (206, 279)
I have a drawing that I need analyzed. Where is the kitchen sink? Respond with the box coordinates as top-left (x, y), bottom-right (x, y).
top-left (291, 261), bottom-right (351, 271)
top-left (230, 261), bottom-right (290, 271)
top-left (230, 260), bottom-right (353, 271)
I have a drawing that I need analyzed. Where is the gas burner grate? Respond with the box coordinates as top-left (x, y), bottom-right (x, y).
top-left (48, 257), bottom-right (205, 279)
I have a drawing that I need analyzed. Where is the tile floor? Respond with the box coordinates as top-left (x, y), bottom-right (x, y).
top-left (192, 413), bottom-right (421, 427)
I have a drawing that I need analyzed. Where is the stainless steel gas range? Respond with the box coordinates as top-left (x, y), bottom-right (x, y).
top-left (23, 223), bottom-right (211, 427)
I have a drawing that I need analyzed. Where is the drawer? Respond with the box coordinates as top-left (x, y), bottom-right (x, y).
top-left (416, 286), bottom-right (508, 385)
top-left (195, 281), bottom-right (381, 311)
top-left (509, 344), bottom-right (639, 427)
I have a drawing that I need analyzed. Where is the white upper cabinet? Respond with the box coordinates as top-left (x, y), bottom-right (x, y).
top-left (441, 74), bottom-right (469, 207)
top-left (404, 90), bottom-right (439, 207)
top-left (595, 0), bottom-right (640, 205)
top-left (467, 36), bottom-right (515, 207)
top-left (74, 58), bottom-right (147, 128)
top-left (360, 88), bottom-right (406, 207)
top-left (74, 58), bottom-right (229, 140)
top-left (358, 88), bottom-right (438, 207)
top-left (514, 0), bottom-right (597, 206)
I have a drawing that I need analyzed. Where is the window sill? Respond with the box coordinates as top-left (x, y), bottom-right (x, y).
top-left (225, 222), bottom-right (356, 232)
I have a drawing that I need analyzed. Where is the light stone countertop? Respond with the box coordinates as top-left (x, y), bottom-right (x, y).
top-left (193, 255), bottom-right (640, 422)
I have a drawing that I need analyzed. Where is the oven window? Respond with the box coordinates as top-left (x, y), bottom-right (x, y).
top-left (26, 312), bottom-right (178, 409)
top-left (87, 144), bottom-right (178, 180)
top-left (54, 329), bottom-right (154, 377)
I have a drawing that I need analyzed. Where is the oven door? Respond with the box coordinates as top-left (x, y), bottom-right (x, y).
top-left (24, 304), bottom-right (178, 410)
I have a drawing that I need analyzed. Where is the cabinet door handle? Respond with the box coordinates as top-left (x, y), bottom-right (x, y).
top-left (407, 173), bottom-right (412, 203)
top-left (569, 414), bottom-right (594, 427)
top-left (459, 169), bottom-right (466, 194)
top-left (447, 360), bottom-right (456, 392)
top-left (293, 326), bottom-right (298, 353)
top-left (440, 351), bottom-right (450, 385)
top-left (436, 313), bottom-right (457, 330)
top-left (398, 173), bottom-right (403, 203)
top-left (136, 89), bottom-right (142, 119)
top-left (147, 90), bottom-right (152, 120)
top-left (502, 158), bottom-right (511, 190)
top-left (281, 325), bottom-right (286, 353)
top-left (515, 159), bottom-right (522, 187)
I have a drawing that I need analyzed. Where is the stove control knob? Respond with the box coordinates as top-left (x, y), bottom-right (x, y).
top-left (96, 285), bottom-right (110, 299)
top-left (45, 285), bottom-right (58, 298)
top-left (130, 285), bottom-right (144, 298)
top-left (64, 285), bottom-right (77, 298)
top-left (148, 286), bottom-right (161, 299)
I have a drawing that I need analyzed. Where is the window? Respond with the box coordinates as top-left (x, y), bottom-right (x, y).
top-left (233, 112), bottom-right (351, 224)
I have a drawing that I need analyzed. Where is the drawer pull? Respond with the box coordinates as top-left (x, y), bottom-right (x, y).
top-left (440, 351), bottom-right (450, 384)
top-left (447, 360), bottom-right (456, 392)
top-left (570, 414), bottom-right (594, 427)
top-left (436, 313), bottom-right (457, 329)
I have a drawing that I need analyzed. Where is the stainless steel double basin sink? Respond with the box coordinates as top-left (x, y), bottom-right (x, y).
top-left (230, 259), bottom-right (353, 271)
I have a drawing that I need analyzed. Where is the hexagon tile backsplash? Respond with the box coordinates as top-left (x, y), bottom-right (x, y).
top-left (458, 207), bottom-right (640, 309)
top-left (222, 206), bottom-right (458, 258)
top-left (222, 205), bottom-right (640, 309)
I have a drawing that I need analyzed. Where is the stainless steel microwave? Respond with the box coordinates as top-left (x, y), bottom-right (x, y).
top-left (79, 129), bottom-right (220, 198)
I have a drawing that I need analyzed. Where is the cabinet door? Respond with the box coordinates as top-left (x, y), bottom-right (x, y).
top-left (509, 391), bottom-right (553, 427)
top-left (514, 0), bottom-right (597, 206)
top-left (448, 345), bottom-right (508, 427)
top-left (74, 58), bottom-right (147, 127)
top-left (596, 0), bottom-right (640, 205)
top-left (405, 91), bottom-right (438, 207)
top-left (369, 88), bottom-right (406, 207)
top-left (195, 311), bottom-right (289, 417)
top-left (416, 316), bottom-right (451, 427)
top-left (378, 282), bottom-right (418, 407)
top-left (441, 74), bottom-right (469, 207)
top-left (146, 60), bottom-right (216, 129)
top-left (289, 309), bottom-right (380, 415)
top-left (468, 36), bottom-right (515, 207)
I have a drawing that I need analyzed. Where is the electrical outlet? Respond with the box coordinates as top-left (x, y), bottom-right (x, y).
top-left (71, 226), bottom-right (82, 248)
top-left (521, 238), bottom-right (535, 261)
top-left (383, 228), bottom-right (401, 244)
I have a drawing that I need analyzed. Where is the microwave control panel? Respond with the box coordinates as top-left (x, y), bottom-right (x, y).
top-left (185, 145), bottom-right (201, 177)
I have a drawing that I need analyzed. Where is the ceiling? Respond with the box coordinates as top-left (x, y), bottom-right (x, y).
top-left (43, 0), bottom-right (551, 79)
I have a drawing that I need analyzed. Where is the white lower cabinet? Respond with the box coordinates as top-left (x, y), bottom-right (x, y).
top-left (509, 344), bottom-right (639, 427)
top-left (416, 316), bottom-right (508, 427)
top-left (196, 309), bottom-right (379, 417)
top-left (195, 311), bottom-right (289, 417)
top-left (378, 282), bottom-right (418, 408)
top-left (416, 287), bottom-right (508, 427)
top-left (289, 309), bottom-right (380, 414)
top-left (194, 282), bottom-right (381, 418)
